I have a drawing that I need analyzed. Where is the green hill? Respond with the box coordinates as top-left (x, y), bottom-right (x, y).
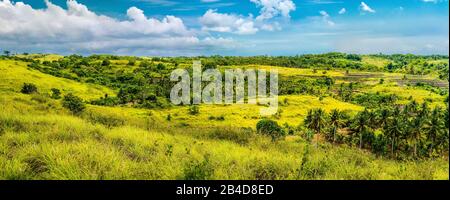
top-left (0, 55), bottom-right (448, 180)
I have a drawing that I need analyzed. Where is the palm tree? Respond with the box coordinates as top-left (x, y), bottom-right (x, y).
top-left (408, 100), bottom-right (419, 114)
top-left (377, 108), bottom-right (390, 128)
top-left (304, 109), bottom-right (313, 128)
top-left (305, 108), bottom-right (327, 147)
top-left (424, 107), bottom-right (445, 156)
top-left (392, 106), bottom-right (401, 117)
top-left (418, 102), bottom-right (429, 118)
top-left (329, 109), bottom-right (345, 143)
top-left (352, 109), bottom-right (369, 149)
top-left (408, 116), bottom-right (425, 158)
top-left (367, 110), bottom-right (377, 129)
top-left (384, 115), bottom-right (403, 158)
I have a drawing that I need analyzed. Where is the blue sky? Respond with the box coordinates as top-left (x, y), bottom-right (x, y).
top-left (0, 0), bottom-right (448, 56)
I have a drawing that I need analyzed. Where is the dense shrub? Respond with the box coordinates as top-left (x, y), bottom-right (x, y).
top-left (372, 134), bottom-right (389, 156)
top-left (256, 119), bottom-right (285, 141)
top-left (62, 93), bottom-right (86, 114)
top-left (21, 83), bottom-right (38, 94)
top-left (90, 96), bottom-right (119, 106)
top-left (50, 88), bottom-right (61, 99)
top-left (352, 93), bottom-right (397, 108)
top-left (101, 59), bottom-right (110, 66)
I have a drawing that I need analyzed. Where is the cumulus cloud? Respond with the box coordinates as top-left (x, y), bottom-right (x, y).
top-left (250, 0), bottom-right (296, 21)
top-left (320, 11), bottom-right (335, 26)
top-left (200, 0), bottom-right (296, 35)
top-left (360, 2), bottom-right (376, 13)
top-left (199, 9), bottom-right (258, 35)
top-left (0, 0), bottom-right (189, 39)
top-left (0, 0), bottom-right (234, 55)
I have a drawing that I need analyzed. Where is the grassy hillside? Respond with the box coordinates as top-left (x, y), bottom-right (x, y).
top-left (1, 91), bottom-right (447, 180)
top-left (150, 95), bottom-right (363, 128)
top-left (0, 59), bottom-right (115, 100)
top-left (0, 54), bottom-right (448, 180)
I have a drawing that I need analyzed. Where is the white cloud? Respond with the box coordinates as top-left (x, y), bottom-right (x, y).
top-left (319, 10), bottom-right (335, 26)
top-left (199, 9), bottom-right (258, 35)
top-left (260, 22), bottom-right (281, 31)
top-left (0, 0), bottom-right (234, 55)
top-left (200, 0), bottom-right (296, 35)
top-left (250, 0), bottom-right (296, 21)
top-left (338, 8), bottom-right (346, 14)
top-left (360, 2), bottom-right (375, 13)
top-left (0, 0), bottom-right (190, 39)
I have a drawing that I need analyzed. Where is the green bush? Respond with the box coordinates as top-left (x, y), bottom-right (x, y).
top-left (50, 88), bottom-right (61, 99)
top-left (101, 59), bottom-right (110, 66)
top-left (62, 93), bottom-right (86, 114)
top-left (21, 83), bottom-right (38, 94)
top-left (90, 96), bottom-right (119, 106)
top-left (256, 119), bottom-right (285, 141)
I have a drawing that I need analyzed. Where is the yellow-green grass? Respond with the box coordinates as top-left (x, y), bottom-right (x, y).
top-left (427, 59), bottom-right (449, 65)
top-left (221, 65), bottom-right (345, 77)
top-left (15, 54), bottom-right (64, 62)
top-left (65, 94), bottom-right (363, 129)
top-left (0, 59), bottom-right (115, 100)
top-left (368, 83), bottom-right (446, 106)
top-left (361, 56), bottom-right (390, 69)
top-left (220, 65), bottom-right (440, 88)
top-left (148, 95), bottom-right (363, 128)
top-left (0, 93), bottom-right (447, 180)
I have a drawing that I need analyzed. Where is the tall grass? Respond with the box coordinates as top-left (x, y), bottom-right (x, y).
top-left (0, 59), bottom-right (448, 180)
top-left (0, 93), bottom-right (448, 180)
